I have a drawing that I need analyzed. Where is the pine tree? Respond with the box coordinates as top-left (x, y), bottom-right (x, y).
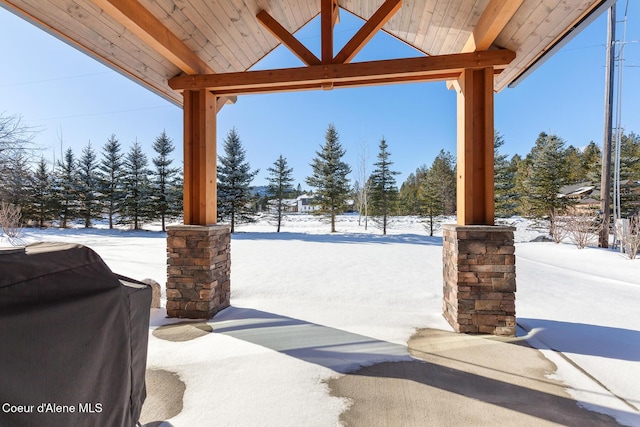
top-left (151, 131), bottom-right (181, 231)
top-left (368, 137), bottom-right (399, 235)
top-left (1, 151), bottom-right (31, 214)
top-left (420, 167), bottom-right (444, 236)
top-left (426, 149), bottom-right (456, 215)
top-left (581, 141), bottom-right (602, 184)
top-left (55, 148), bottom-right (79, 228)
top-left (266, 154), bottom-right (294, 232)
top-left (28, 157), bottom-right (55, 227)
top-left (619, 131), bottom-right (640, 216)
top-left (512, 154), bottom-right (532, 216)
top-left (523, 132), bottom-right (570, 234)
top-left (121, 141), bottom-right (151, 230)
top-left (619, 132), bottom-right (640, 181)
top-left (217, 127), bottom-right (259, 233)
top-left (77, 141), bottom-right (100, 228)
top-left (305, 124), bottom-right (352, 233)
top-left (564, 145), bottom-right (584, 184)
top-left (494, 132), bottom-right (518, 218)
top-left (398, 166), bottom-right (427, 215)
top-left (98, 134), bottom-right (125, 229)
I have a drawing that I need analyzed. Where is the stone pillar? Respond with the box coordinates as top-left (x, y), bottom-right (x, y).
top-left (442, 224), bottom-right (516, 336)
top-left (166, 224), bottom-right (231, 319)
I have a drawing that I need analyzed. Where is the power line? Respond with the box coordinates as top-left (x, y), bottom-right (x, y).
top-left (0, 71), bottom-right (111, 88)
top-left (31, 105), bottom-right (173, 122)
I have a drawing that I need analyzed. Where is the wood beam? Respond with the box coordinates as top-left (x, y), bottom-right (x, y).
top-left (183, 90), bottom-right (217, 225)
top-left (447, 0), bottom-right (523, 90)
top-left (456, 67), bottom-right (494, 226)
top-left (257, 10), bottom-right (321, 66)
top-left (334, 0), bottom-right (402, 64)
top-left (462, 0), bottom-right (525, 52)
top-left (169, 49), bottom-right (515, 94)
top-left (332, 1), bottom-right (340, 25)
top-left (90, 0), bottom-right (212, 75)
top-left (321, 0), bottom-right (335, 63)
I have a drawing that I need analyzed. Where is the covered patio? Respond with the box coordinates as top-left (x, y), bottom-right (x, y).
top-left (1, 0), bottom-right (615, 336)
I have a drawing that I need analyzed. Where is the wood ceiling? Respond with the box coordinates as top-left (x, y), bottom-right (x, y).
top-left (1, 0), bottom-right (611, 106)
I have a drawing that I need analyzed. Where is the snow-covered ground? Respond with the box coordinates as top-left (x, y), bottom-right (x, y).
top-left (7, 214), bottom-right (640, 426)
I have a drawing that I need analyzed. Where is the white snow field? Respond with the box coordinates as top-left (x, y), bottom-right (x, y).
top-left (10, 214), bottom-right (640, 426)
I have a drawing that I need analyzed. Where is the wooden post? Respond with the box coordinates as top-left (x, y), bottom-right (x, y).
top-left (456, 67), bottom-right (495, 225)
top-left (183, 89), bottom-right (217, 225)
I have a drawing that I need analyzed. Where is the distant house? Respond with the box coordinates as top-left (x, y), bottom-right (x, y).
top-left (559, 180), bottom-right (640, 215)
top-left (266, 198), bottom-right (298, 214)
top-left (295, 195), bottom-right (355, 213)
top-left (559, 183), bottom-right (600, 212)
top-left (297, 194), bottom-right (318, 213)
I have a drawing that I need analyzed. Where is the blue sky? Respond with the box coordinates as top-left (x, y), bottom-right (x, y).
top-left (0, 3), bottom-right (638, 188)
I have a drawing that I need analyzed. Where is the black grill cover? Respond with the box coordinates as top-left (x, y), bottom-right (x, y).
top-left (0, 242), bottom-right (151, 427)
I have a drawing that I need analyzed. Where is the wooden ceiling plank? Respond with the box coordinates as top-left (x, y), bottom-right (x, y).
top-left (90, 0), bottom-right (212, 74)
top-left (334, 0), bottom-right (403, 64)
top-left (321, 0), bottom-right (335, 63)
top-left (179, 0), bottom-right (241, 72)
top-left (47, 0), bottom-right (181, 97)
top-left (427, 0), bottom-right (459, 55)
top-left (169, 49), bottom-right (515, 93)
top-left (412, 0), bottom-right (437, 52)
top-left (192, 0), bottom-right (253, 70)
top-left (440, 0), bottom-right (476, 54)
top-left (256, 9), bottom-right (321, 66)
top-left (218, 0), bottom-right (271, 56)
top-left (461, 0), bottom-right (525, 52)
top-left (494, 0), bottom-right (591, 90)
top-left (143, 0), bottom-right (228, 73)
top-left (403, 0), bottom-right (426, 44)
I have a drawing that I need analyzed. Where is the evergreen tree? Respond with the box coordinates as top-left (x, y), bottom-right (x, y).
top-left (523, 132), bottom-right (570, 235)
top-left (564, 145), bottom-right (584, 184)
top-left (420, 167), bottom-right (444, 236)
top-left (98, 134), bottom-right (125, 229)
top-left (512, 154), bottom-right (532, 216)
top-left (151, 131), bottom-right (181, 231)
top-left (494, 132), bottom-right (518, 218)
top-left (121, 141), bottom-right (151, 230)
top-left (398, 166), bottom-right (427, 215)
top-left (27, 157), bottom-right (55, 227)
top-left (426, 149), bottom-right (456, 215)
top-left (77, 141), bottom-right (100, 228)
top-left (618, 132), bottom-right (640, 216)
top-left (305, 124), bottom-right (352, 232)
top-left (217, 128), bottom-right (259, 233)
top-left (1, 151), bottom-right (31, 213)
top-left (619, 132), bottom-right (640, 181)
top-left (581, 141), bottom-right (602, 184)
top-left (55, 148), bottom-right (79, 228)
top-left (266, 154), bottom-right (294, 232)
top-left (368, 137), bottom-right (399, 235)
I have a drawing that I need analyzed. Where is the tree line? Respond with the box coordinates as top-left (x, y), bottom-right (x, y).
top-left (2, 111), bottom-right (639, 235)
top-left (0, 114), bottom-right (182, 231)
top-left (396, 130), bottom-right (640, 234)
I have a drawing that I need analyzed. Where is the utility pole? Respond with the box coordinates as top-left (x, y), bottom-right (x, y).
top-left (599, 4), bottom-right (615, 248)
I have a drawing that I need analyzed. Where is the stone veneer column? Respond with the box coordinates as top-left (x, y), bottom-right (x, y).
top-left (442, 224), bottom-right (516, 336)
top-left (166, 225), bottom-right (231, 319)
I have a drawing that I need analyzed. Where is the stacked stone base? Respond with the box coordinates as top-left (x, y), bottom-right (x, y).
top-left (166, 225), bottom-right (231, 319)
top-left (442, 224), bottom-right (516, 336)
